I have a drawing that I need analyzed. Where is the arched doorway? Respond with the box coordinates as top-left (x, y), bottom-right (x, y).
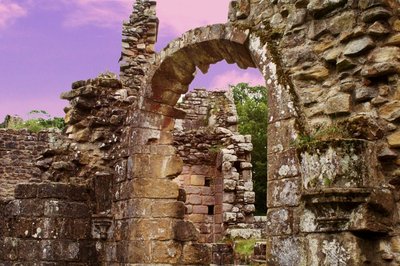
top-left (121, 23), bottom-right (303, 264)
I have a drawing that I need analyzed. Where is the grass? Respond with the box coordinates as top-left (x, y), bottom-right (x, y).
top-left (234, 239), bottom-right (258, 256)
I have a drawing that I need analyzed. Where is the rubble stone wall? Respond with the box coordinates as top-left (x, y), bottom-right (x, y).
top-left (173, 89), bottom-right (255, 243)
top-left (0, 129), bottom-right (55, 199)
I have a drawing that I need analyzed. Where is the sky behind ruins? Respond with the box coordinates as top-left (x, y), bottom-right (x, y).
top-left (0, 0), bottom-right (264, 120)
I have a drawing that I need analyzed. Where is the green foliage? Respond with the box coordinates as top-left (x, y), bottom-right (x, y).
top-left (7, 110), bottom-right (65, 133)
top-left (234, 239), bottom-right (258, 256)
top-left (231, 83), bottom-right (268, 215)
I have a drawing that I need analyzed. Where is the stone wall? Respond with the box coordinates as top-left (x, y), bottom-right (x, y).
top-left (0, 182), bottom-right (95, 264)
top-left (0, 129), bottom-right (56, 199)
top-left (173, 89), bottom-right (256, 243)
top-left (1, 0), bottom-right (400, 264)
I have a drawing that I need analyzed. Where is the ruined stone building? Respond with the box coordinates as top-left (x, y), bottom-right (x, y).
top-left (1, 0), bottom-right (400, 264)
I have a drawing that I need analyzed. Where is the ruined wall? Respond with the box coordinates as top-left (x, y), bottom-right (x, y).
top-left (2, 0), bottom-right (400, 265)
top-left (0, 129), bottom-right (56, 199)
top-left (246, 0), bottom-right (400, 264)
top-left (0, 183), bottom-right (95, 264)
top-left (173, 89), bottom-right (257, 243)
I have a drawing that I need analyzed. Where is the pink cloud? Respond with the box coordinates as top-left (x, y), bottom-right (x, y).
top-left (156, 0), bottom-right (231, 35)
top-left (61, 0), bottom-right (132, 28)
top-left (48, 0), bottom-right (231, 32)
top-left (209, 69), bottom-right (265, 90)
top-left (0, 1), bottom-right (27, 29)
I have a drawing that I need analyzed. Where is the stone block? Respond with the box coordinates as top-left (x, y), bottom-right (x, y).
top-left (223, 212), bottom-right (237, 222)
top-left (173, 220), bottom-right (199, 241)
top-left (304, 233), bottom-right (363, 265)
top-left (267, 178), bottom-right (300, 207)
top-left (44, 200), bottom-right (90, 218)
top-left (267, 208), bottom-right (292, 235)
top-left (223, 193), bottom-right (235, 204)
top-left (123, 240), bottom-right (151, 263)
top-left (224, 179), bottom-right (237, 191)
top-left (181, 243), bottom-right (212, 265)
top-left (151, 240), bottom-right (182, 264)
top-left (14, 183), bottom-right (38, 199)
top-left (244, 191), bottom-right (255, 204)
top-left (266, 236), bottom-right (304, 266)
top-left (18, 199), bottom-right (45, 217)
top-left (128, 153), bottom-right (183, 179)
top-left (187, 194), bottom-right (202, 205)
top-left (388, 131), bottom-right (400, 148)
top-left (187, 214), bottom-right (204, 223)
top-left (202, 196), bottom-right (215, 205)
top-left (18, 239), bottom-right (42, 260)
top-left (268, 119), bottom-right (299, 153)
top-left (129, 219), bottom-right (174, 241)
top-left (190, 175), bottom-right (205, 186)
top-left (343, 36), bottom-right (375, 56)
top-left (268, 149), bottom-right (300, 180)
top-left (268, 84), bottom-right (298, 123)
top-left (379, 101), bottom-right (400, 121)
top-left (132, 178), bottom-right (179, 199)
top-left (151, 200), bottom-right (185, 218)
top-left (193, 205), bottom-right (208, 214)
top-left (325, 93), bottom-right (351, 115)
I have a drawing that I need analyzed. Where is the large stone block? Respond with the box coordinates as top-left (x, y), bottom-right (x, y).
top-left (173, 220), bottom-right (199, 241)
top-left (267, 208), bottom-right (293, 236)
top-left (129, 219), bottom-right (174, 241)
top-left (267, 178), bottom-right (300, 207)
top-left (151, 240), bottom-right (182, 264)
top-left (267, 149), bottom-right (300, 180)
top-left (268, 119), bottom-right (299, 154)
top-left (128, 153), bottom-right (183, 179)
top-left (151, 200), bottom-right (185, 218)
top-left (266, 236), bottom-right (304, 266)
top-left (131, 178), bottom-right (179, 199)
top-left (181, 243), bottom-right (212, 265)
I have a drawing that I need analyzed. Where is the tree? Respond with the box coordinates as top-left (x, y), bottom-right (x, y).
top-left (3, 110), bottom-right (65, 132)
top-left (231, 83), bottom-right (268, 215)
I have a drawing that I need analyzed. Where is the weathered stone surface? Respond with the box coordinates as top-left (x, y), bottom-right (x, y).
top-left (267, 208), bottom-right (292, 235)
top-left (354, 86), bottom-right (377, 102)
top-left (379, 101), bottom-right (400, 121)
top-left (294, 65), bottom-right (330, 81)
top-left (174, 220), bottom-right (199, 241)
top-left (368, 21), bottom-right (390, 36)
top-left (386, 33), bottom-right (400, 46)
top-left (325, 93), bottom-right (351, 115)
top-left (362, 6), bottom-right (392, 23)
top-left (3, 0), bottom-right (400, 265)
top-left (131, 179), bottom-right (179, 199)
top-left (387, 131), bottom-right (400, 148)
top-left (181, 243), bottom-right (212, 265)
top-left (307, 0), bottom-right (347, 18)
top-left (343, 36), bottom-right (375, 56)
top-left (267, 236), bottom-right (303, 266)
top-left (329, 11), bottom-right (356, 35)
top-left (268, 179), bottom-right (300, 207)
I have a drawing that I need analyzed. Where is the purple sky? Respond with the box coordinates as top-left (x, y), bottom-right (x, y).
top-left (0, 0), bottom-right (263, 121)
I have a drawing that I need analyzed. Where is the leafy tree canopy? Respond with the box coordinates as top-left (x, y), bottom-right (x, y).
top-left (1, 110), bottom-right (65, 132)
top-left (231, 83), bottom-right (268, 215)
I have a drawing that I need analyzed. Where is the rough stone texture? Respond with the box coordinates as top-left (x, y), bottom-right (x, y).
top-left (1, 0), bottom-right (400, 264)
top-left (0, 129), bottom-right (56, 199)
top-left (172, 89), bottom-right (257, 243)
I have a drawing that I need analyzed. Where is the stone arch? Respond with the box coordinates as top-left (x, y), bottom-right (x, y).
top-left (124, 23), bottom-right (304, 264)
